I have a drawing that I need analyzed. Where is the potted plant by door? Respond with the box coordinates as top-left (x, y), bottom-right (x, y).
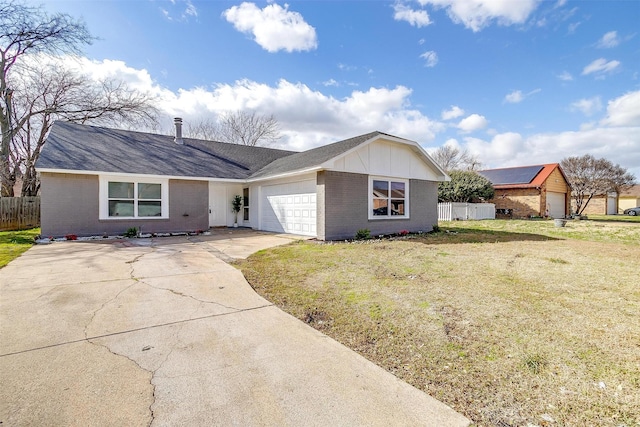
top-left (231, 195), bottom-right (243, 228)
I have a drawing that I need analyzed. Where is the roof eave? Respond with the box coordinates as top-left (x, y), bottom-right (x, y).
top-left (246, 166), bottom-right (323, 183)
top-left (37, 168), bottom-right (246, 183)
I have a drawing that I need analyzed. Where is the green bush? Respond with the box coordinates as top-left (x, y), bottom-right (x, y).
top-left (438, 170), bottom-right (494, 202)
top-left (124, 227), bottom-right (138, 238)
top-left (354, 228), bottom-right (371, 240)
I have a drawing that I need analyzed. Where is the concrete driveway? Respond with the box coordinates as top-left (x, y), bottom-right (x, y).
top-left (0, 229), bottom-right (470, 427)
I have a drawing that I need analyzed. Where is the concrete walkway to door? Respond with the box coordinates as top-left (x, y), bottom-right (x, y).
top-left (0, 229), bottom-right (470, 426)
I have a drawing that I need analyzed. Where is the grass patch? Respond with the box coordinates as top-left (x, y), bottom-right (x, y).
top-left (0, 228), bottom-right (40, 269)
top-left (237, 220), bottom-right (640, 426)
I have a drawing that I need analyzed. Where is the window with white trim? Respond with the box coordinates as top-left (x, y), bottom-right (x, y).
top-left (242, 188), bottom-right (250, 221)
top-left (370, 177), bottom-right (408, 219)
top-left (100, 176), bottom-right (168, 219)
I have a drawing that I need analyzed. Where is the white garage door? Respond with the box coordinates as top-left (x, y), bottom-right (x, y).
top-left (260, 180), bottom-right (317, 237)
top-left (547, 192), bottom-right (566, 219)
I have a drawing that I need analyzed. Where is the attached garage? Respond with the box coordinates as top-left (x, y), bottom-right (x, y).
top-left (546, 192), bottom-right (566, 219)
top-left (260, 180), bottom-right (317, 237)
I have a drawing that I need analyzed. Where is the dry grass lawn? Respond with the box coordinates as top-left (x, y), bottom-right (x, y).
top-left (236, 220), bottom-right (639, 427)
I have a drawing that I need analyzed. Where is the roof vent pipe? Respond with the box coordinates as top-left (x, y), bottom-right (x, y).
top-left (174, 117), bottom-right (184, 145)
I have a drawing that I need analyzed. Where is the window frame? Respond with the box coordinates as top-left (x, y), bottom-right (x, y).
top-left (242, 187), bottom-right (250, 221)
top-left (368, 176), bottom-right (409, 220)
top-left (99, 176), bottom-right (169, 220)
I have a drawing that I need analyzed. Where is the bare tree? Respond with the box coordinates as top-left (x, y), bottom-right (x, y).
top-left (1, 1), bottom-right (157, 196)
top-left (561, 154), bottom-right (636, 215)
top-left (216, 111), bottom-right (281, 146)
top-left (432, 145), bottom-right (481, 172)
top-left (10, 62), bottom-right (157, 195)
top-left (186, 117), bottom-right (218, 141)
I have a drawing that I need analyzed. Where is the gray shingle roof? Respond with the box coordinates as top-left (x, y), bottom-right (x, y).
top-left (249, 131), bottom-right (383, 179)
top-left (37, 122), bottom-right (412, 181)
top-left (37, 121), bottom-right (296, 179)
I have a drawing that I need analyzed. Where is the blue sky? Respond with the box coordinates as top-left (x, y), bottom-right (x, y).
top-left (38, 0), bottom-right (640, 177)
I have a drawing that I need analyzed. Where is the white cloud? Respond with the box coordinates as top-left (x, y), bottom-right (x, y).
top-left (504, 90), bottom-right (523, 104)
top-left (113, 71), bottom-right (444, 148)
top-left (458, 114), bottom-right (488, 133)
top-left (160, 0), bottom-right (198, 21)
top-left (441, 105), bottom-right (465, 120)
top-left (223, 2), bottom-right (317, 53)
top-left (418, 0), bottom-right (539, 32)
top-left (504, 88), bottom-right (541, 104)
top-left (596, 31), bottom-right (620, 48)
top-left (322, 79), bottom-right (339, 87)
top-left (557, 71), bottom-right (573, 81)
top-left (465, 132), bottom-right (524, 164)
top-left (420, 51), bottom-right (438, 67)
top-left (582, 58), bottom-right (621, 77)
top-left (463, 128), bottom-right (640, 178)
top-left (570, 97), bottom-right (602, 116)
top-left (600, 90), bottom-right (640, 127)
top-left (567, 22), bottom-right (580, 34)
top-left (393, 3), bottom-right (432, 27)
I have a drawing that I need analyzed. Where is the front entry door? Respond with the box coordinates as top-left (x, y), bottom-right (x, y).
top-left (208, 183), bottom-right (227, 227)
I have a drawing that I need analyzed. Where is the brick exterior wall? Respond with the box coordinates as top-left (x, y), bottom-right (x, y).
top-left (40, 172), bottom-right (208, 237)
top-left (489, 188), bottom-right (542, 218)
top-left (317, 170), bottom-right (437, 240)
top-left (572, 195), bottom-right (607, 215)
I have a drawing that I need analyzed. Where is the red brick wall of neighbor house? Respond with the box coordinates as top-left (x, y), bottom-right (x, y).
top-left (488, 188), bottom-right (542, 218)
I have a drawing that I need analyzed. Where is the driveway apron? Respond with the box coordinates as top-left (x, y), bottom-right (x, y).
top-left (0, 230), bottom-right (470, 426)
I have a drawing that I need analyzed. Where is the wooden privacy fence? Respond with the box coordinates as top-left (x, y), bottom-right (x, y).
top-left (438, 202), bottom-right (495, 221)
top-left (0, 197), bottom-right (41, 231)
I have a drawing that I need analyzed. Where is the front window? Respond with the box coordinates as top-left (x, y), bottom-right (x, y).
top-left (100, 176), bottom-right (168, 219)
top-left (370, 178), bottom-right (408, 218)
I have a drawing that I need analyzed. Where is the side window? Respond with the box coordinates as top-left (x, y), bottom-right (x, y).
top-left (243, 188), bottom-right (249, 221)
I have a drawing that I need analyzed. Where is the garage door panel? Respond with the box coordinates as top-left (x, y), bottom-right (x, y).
top-left (261, 181), bottom-right (316, 237)
top-left (547, 192), bottom-right (566, 219)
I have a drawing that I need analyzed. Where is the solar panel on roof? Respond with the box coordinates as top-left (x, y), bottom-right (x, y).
top-left (479, 165), bottom-right (544, 185)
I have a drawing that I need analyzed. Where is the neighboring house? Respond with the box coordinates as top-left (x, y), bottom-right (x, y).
top-left (478, 164), bottom-right (570, 219)
top-left (618, 185), bottom-right (640, 213)
top-left (571, 193), bottom-right (618, 216)
top-left (36, 120), bottom-right (449, 240)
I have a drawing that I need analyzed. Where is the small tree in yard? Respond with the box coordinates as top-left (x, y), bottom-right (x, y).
top-left (561, 154), bottom-right (636, 215)
top-left (438, 170), bottom-right (494, 203)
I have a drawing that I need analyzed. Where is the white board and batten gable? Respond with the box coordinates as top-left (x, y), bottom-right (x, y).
top-left (323, 135), bottom-right (447, 181)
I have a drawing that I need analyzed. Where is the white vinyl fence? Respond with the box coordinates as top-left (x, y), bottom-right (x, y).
top-left (438, 202), bottom-right (495, 221)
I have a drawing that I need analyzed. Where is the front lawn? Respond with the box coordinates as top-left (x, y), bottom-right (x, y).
top-left (0, 228), bottom-right (40, 269)
top-left (236, 220), bottom-right (639, 427)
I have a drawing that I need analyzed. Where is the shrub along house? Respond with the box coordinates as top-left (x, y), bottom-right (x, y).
top-left (478, 164), bottom-right (571, 219)
top-left (36, 119), bottom-right (449, 240)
